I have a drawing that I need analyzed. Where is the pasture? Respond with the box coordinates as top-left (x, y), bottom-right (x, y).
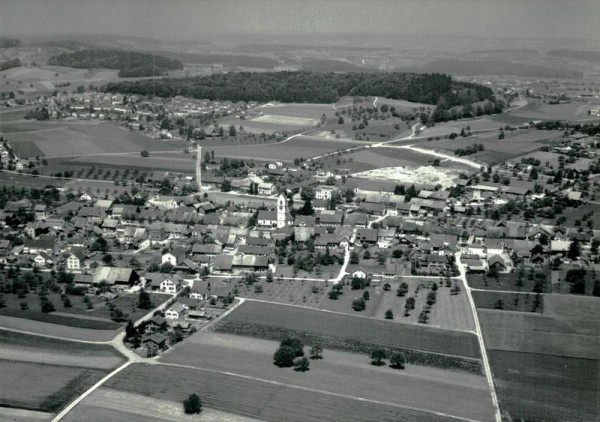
top-left (236, 278), bottom-right (329, 307)
top-left (157, 332), bottom-right (495, 422)
top-left (0, 359), bottom-right (108, 412)
top-left (319, 278), bottom-right (474, 332)
top-left (0, 314), bottom-right (117, 341)
top-left (214, 300), bottom-right (481, 362)
top-left (5, 122), bottom-right (187, 158)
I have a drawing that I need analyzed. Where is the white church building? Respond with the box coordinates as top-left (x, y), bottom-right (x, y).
top-left (257, 194), bottom-right (293, 228)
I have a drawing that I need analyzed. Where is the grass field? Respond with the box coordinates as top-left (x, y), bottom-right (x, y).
top-left (0, 314), bottom-right (117, 341)
top-left (236, 278), bottom-right (328, 307)
top-left (63, 388), bottom-right (262, 422)
top-left (107, 362), bottom-right (475, 422)
top-left (157, 332), bottom-right (495, 421)
top-left (214, 300), bottom-right (481, 365)
top-left (472, 290), bottom-right (543, 313)
top-left (5, 122), bottom-right (187, 158)
top-left (319, 279), bottom-right (475, 332)
top-left (0, 307), bottom-right (121, 330)
top-left (0, 359), bottom-right (108, 412)
top-left (508, 100), bottom-right (598, 121)
top-left (0, 330), bottom-right (124, 369)
top-left (477, 293), bottom-right (600, 421)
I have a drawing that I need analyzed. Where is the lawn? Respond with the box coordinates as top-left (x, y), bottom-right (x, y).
top-left (0, 359), bottom-right (108, 412)
top-left (159, 332), bottom-right (495, 421)
top-left (106, 361), bottom-right (492, 422)
top-left (0, 330), bottom-right (125, 369)
top-left (5, 121), bottom-right (188, 158)
top-left (213, 299), bottom-right (482, 372)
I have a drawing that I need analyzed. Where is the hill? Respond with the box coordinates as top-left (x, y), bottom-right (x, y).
top-left (399, 59), bottom-right (582, 79)
top-left (101, 71), bottom-right (494, 106)
top-left (0, 38), bottom-right (21, 48)
top-left (547, 49), bottom-right (600, 63)
top-left (47, 49), bottom-right (183, 77)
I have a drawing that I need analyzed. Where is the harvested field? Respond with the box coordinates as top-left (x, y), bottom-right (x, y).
top-left (63, 388), bottom-right (262, 422)
top-left (0, 307), bottom-right (121, 330)
top-left (0, 407), bottom-right (52, 422)
top-left (5, 122), bottom-right (187, 158)
top-left (160, 332), bottom-right (494, 421)
top-left (0, 314), bottom-right (117, 341)
top-left (213, 300), bottom-right (482, 372)
top-left (489, 350), bottom-right (599, 422)
top-left (257, 103), bottom-right (333, 119)
top-left (0, 359), bottom-right (108, 412)
top-left (478, 295), bottom-right (600, 422)
top-left (0, 330), bottom-right (124, 369)
top-left (107, 361), bottom-right (492, 422)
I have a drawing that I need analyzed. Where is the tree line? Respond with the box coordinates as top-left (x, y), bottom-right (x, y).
top-left (48, 49), bottom-right (183, 77)
top-left (101, 71), bottom-right (494, 106)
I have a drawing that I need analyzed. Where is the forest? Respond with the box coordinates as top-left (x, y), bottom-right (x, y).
top-left (47, 49), bottom-right (183, 77)
top-left (101, 71), bottom-right (494, 106)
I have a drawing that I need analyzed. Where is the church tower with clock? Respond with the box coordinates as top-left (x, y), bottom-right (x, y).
top-left (276, 193), bottom-right (287, 229)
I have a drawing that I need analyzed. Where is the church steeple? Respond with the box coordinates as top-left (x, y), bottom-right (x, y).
top-left (276, 194), bottom-right (286, 228)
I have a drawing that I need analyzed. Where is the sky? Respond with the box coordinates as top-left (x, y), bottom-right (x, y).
top-left (1, 0), bottom-right (599, 42)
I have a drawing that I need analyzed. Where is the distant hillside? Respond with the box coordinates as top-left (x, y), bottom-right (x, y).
top-left (47, 49), bottom-right (183, 77)
top-left (102, 71), bottom-right (494, 106)
top-left (399, 59), bottom-right (582, 79)
top-left (547, 49), bottom-right (600, 63)
top-left (470, 49), bottom-right (539, 55)
top-left (153, 51), bottom-right (278, 69)
top-left (233, 44), bottom-right (391, 53)
top-left (0, 58), bottom-right (21, 71)
top-left (0, 38), bottom-right (21, 48)
top-left (298, 59), bottom-right (374, 72)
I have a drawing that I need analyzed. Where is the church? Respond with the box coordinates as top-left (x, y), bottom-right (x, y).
top-left (257, 194), bottom-right (293, 228)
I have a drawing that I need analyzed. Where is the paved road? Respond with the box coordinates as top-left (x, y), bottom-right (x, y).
top-left (455, 251), bottom-right (502, 422)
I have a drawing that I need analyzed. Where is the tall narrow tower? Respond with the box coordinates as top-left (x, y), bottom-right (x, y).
top-left (276, 194), bottom-right (286, 228)
top-left (196, 144), bottom-right (202, 191)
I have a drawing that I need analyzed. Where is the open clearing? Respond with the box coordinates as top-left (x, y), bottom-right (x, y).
top-left (157, 332), bottom-right (494, 421)
top-left (0, 359), bottom-right (108, 413)
top-left (5, 122), bottom-right (187, 158)
top-left (318, 279), bottom-right (475, 332)
top-left (477, 294), bottom-right (600, 421)
top-left (214, 300), bottom-right (481, 360)
top-left (0, 329), bottom-right (123, 369)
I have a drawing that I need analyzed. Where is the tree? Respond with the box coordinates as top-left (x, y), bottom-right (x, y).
top-left (183, 394), bottom-right (203, 414)
top-left (338, 116), bottom-right (344, 124)
top-left (280, 337), bottom-right (304, 357)
top-left (396, 282), bottom-right (408, 297)
top-left (125, 320), bottom-right (137, 339)
top-left (404, 296), bottom-right (415, 315)
top-left (349, 251), bottom-right (360, 265)
top-left (352, 297), bottom-right (366, 311)
top-left (363, 290), bottom-right (370, 301)
top-left (140, 150), bottom-right (149, 157)
top-left (310, 342), bottom-right (324, 360)
top-left (40, 297), bottom-right (55, 313)
top-left (567, 240), bottom-right (581, 260)
top-left (370, 348), bottom-right (387, 366)
top-left (450, 282), bottom-right (461, 295)
top-left (592, 279), bottom-right (600, 297)
top-left (228, 124), bottom-right (236, 137)
top-left (385, 309), bottom-right (394, 319)
top-left (389, 352), bottom-right (406, 369)
top-left (273, 345), bottom-right (296, 367)
top-left (498, 131), bottom-right (505, 140)
top-left (418, 310), bottom-right (429, 323)
top-left (138, 289), bottom-right (153, 309)
top-left (221, 180), bottom-right (231, 192)
top-left (299, 199), bottom-right (314, 216)
top-left (294, 356), bottom-right (310, 372)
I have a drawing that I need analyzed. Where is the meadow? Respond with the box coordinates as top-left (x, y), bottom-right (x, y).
top-left (156, 332), bottom-right (495, 422)
top-left (507, 100), bottom-right (597, 121)
top-left (106, 362), bottom-right (476, 422)
top-left (213, 299), bottom-right (482, 372)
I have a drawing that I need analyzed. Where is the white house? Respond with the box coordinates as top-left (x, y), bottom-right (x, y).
top-left (165, 302), bottom-right (186, 319)
top-left (257, 183), bottom-right (275, 195)
top-left (67, 253), bottom-right (84, 270)
top-left (160, 277), bottom-right (181, 293)
top-left (162, 252), bottom-right (177, 266)
top-left (33, 253), bottom-right (48, 267)
top-left (315, 185), bottom-right (336, 200)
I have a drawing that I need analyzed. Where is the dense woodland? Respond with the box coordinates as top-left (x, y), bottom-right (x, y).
top-left (0, 58), bottom-right (21, 72)
top-left (48, 49), bottom-right (183, 77)
top-left (101, 71), bottom-right (494, 106)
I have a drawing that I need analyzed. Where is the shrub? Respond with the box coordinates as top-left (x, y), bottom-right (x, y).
top-left (183, 393), bottom-right (202, 414)
top-left (390, 352), bottom-right (406, 369)
top-left (294, 356), bottom-right (310, 372)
